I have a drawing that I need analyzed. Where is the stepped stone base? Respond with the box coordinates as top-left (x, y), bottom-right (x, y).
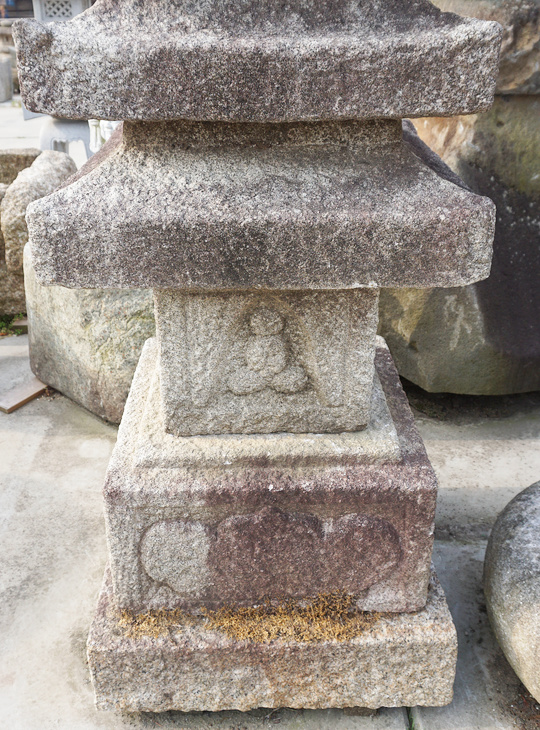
top-left (88, 568), bottom-right (457, 712)
top-left (103, 337), bottom-right (437, 614)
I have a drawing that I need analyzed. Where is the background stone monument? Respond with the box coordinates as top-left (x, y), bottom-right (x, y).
top-left (379, 0), bottom-right (540, 395)
top-left (0, 147), bottom-right (73, 314)
top-left (24, 130), bottom-right (155, 424)
top-left (14, 0), bottom-right (501, 713)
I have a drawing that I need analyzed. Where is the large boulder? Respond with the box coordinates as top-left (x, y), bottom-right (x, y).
top-left (0, 148), bottom-right (42, 314)
top-left (1, 150), bottom-right (77, 275)
top-left (379, 96), bottom-right (540, 394)
top-left (0, 148), bottom-right (41, 186)
top-left (25, 245), bottom-right (155, 424)
top-left (484, 482), bottom-right (540, 702)
top-left (432, 0), bottom-right (540, 94)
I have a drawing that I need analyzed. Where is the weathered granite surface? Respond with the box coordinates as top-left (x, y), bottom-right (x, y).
top-left (103, 338), bottom-right (436, 614)
top-left (0, 149), bottom-right (49, 314)
top-left (379, 97), bottom-right (540, 394)
top-left (2, 150), bottom-right (76, 275)
top-left (156, 288), bottom-right (378, 436)
top-left (0, 148), bottom-right (40, 186)
top-left (432, 0), bottom-right (540, 94)
top-left (484, 481), bottom-right (540, 703)
top-left (27, 120), bottom-right (496, 290)
top-left (13, 0), bottom-right (501, 122)
top-left (88, 568), bottom-right (457, 712)
top-left (24, 246), bottom-right (154, 424)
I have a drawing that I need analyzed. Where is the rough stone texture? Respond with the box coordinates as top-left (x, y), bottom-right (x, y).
top-left (13, 0), bottom-right (501, 122)
top-left (2, 150), bottom-right (76, 275)
top-left (0, 149), bottom-right (41, 315)
top-left (432, 0), bottom-right (540, 94)
top-left (0, 148), bottom-right (41, 186)
top-left (88, 567), bottom-right (457, 713)
top-left (484, 481), bottom-right (540, 703)
top-left (155, 288), bottom-right (378, 436)
top-left (103, 338), bottom-right (436, 614)
top-left (133, 352), bottom-right (401, 472)
top-left (24, 245), bottom-right (155, 425)
top-left (0, 53), bottom-right (12, 103)
top-left (27, 120), bottom-right (496, 291)
top-left (379, 97), bottom-right (540, 394)
top-left (0, 265), bottom-right (26, 316)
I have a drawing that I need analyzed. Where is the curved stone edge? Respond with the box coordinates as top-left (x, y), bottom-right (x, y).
top-left (1, 150), bottom-right (76, 275)
top-left (484, 481), bottom-right (540, 702)
top-left (24, 121), bottom-right (496, 291)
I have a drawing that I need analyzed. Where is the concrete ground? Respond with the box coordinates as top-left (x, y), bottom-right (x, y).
top-left (1, 335), bottom-right (539, 729)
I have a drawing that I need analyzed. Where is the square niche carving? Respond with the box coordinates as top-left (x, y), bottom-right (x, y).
top-left (155, 288), bottom-right (379, 436)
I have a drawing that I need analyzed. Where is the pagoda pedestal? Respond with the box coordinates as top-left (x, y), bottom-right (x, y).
top-left (13, 0), bottom-right (502, 713)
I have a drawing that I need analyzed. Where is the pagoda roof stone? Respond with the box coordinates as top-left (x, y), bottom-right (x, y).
top-left (13, 0), bottom-right (502, 121)
top-left (27, 120), bottom-right (495, 291)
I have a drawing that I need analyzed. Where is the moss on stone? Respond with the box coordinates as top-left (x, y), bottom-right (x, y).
top-left (119, 592), bottom-right (387, 643)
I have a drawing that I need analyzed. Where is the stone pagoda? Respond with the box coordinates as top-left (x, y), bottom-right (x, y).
top-left (14, 0), bottom-right (501, 713)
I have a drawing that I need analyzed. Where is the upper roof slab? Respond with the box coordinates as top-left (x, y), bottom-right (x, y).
top-left (13, 0), bottom-right (502, 122)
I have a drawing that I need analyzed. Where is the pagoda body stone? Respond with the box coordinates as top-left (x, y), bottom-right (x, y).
top-left (14, 0), bottom-right (501, 713)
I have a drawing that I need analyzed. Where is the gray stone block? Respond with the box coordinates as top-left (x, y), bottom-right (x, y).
top-left (0, 150), bottom-right (50, 315)
top-left (13, 0), bottom-right (501, 122)
top-left (103, 338), bottom-right (436, 614)
top-left (24, 245), bottom-right (155, 424)
top-left (484, 481), bottom-right (540, 703)
top-left (2, 150), bottom-right (76, 275)
top-left (155, 288), bottom-right (378, 436)
top-left (87, 567), bottom-right (457, 712)
top-left (379, 97), bottom-right (540, 394)
top-left (26, 120), bottom-right (496, 291)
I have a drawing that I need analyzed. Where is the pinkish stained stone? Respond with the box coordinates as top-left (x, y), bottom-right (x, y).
top-left (103, 339), bottom-right (437, 614)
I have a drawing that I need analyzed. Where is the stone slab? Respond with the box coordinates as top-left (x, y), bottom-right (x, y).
top-left (155, 288), bottom-right (379, 436)
top-left (13, 0), bottom-right (501, 122)
top-left (103, 337), bottom-right (436, 613)
top-left (411, 539), bottom-right (534, 730)
top-left (0, 375), bottom-right (46, 413)
top-left (484, 482), bottom-right (540, 703)
top-left (27, 120), bottom-right (495, 291)
top-left (88, 567), bottom-right (456, 713)
top-left (24, 245), bottom-right (155, 425)
top-left (134, 341), bottom-right (400, 470)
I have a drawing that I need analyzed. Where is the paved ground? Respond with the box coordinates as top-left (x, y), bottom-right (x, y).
top-left (1, 335), bottom-right (539, 729)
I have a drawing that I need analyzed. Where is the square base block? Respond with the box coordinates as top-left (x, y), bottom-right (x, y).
top-left (87, 568), bottom-right (457, 712)
top-left (104, 337), bottom-right (437, 614)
